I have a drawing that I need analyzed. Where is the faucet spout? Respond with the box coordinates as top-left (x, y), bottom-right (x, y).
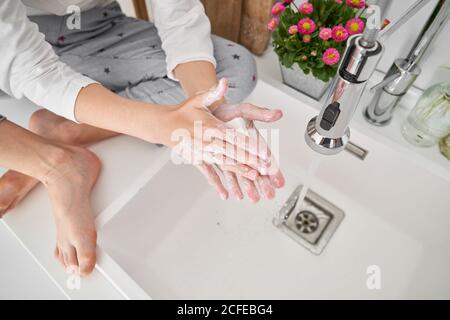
top-left (305, 8), bottom-right (385, 155)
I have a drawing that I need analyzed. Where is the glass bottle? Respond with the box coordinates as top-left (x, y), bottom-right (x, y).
top-left (439, 133), bottom-right (450, 160)
top-left (402, 82), bottom-right (450, 147)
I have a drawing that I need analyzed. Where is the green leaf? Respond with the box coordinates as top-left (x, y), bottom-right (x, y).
top-left (282, 52), bottom-right (296, 68)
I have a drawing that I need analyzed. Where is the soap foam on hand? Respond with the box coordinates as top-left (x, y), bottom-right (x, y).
top-left (202, 78), bottom-right (228, 108)
top-left (226, 117), bottom-right (250, 136)
top-left (225, 117), bottom-right (271, 175)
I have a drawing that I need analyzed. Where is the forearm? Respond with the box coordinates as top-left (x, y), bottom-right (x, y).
top-left (74, 83), bottom-right (174, 144)
top-left (174, 61), bottom-right (224, 110)
top-left (73, 62), bottom-right (228, 147)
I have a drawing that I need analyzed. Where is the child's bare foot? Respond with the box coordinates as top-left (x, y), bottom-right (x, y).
top-left (43, 144), bottom-right (101, 276)
top-left (1, 141), bottom-right (100, 275)
top-left (0, 109), bottom-right (111, 218)
top-left (0, 110), bottom-right (108, 275)
top-left (0, 111), bottom-right (76, 218)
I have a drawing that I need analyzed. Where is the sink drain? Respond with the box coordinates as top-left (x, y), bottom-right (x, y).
top-left (295, 211), bottom-right (319, 234)
top-left (275, 185), bottom-right (345, 255)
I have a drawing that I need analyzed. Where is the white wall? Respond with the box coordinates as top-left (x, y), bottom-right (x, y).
top-left (116, 0), bottom-right (136, 17)
top-left (117, 1), bottom-right (154, 19)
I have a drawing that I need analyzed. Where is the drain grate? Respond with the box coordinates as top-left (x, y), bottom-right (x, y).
top-left (274, 185), bottom-right (345, 255)
top-left (295, 210), bottom-right (319, 234)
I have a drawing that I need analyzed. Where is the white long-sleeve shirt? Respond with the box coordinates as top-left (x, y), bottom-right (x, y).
top-left (0, 0), bottom-right (215, 122)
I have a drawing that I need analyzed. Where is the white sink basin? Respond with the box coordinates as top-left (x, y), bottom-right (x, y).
top-left (2, 80), bottom-right (450, 299)
top-left (97, 80), bottom-right (450, 299)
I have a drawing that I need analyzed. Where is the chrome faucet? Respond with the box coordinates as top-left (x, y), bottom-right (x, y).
top-left (305, 0), bottom-right (450, 155)
top-left (364, 0), bottom-right (450, 126)
top-left (305, 4), bottom-right (385, 155)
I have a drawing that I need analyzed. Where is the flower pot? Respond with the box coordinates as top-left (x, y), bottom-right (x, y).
top-left (280, 63), bottom-right (331, 100)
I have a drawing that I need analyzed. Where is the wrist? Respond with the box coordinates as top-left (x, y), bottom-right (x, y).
top-left (138, 103), bottom-right (177, 145)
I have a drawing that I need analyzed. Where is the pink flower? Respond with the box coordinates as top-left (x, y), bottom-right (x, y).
top-left (298, 18), bottom-right (316, 35)
top-left (323, 48), bottom-right (340, 65)
top-left (335, 0), bottom-right (343, 4)
top-left (288, 25), bottom-right (298, 34)
top-left (346, 0), bottom-right (366, 9)
top-left (345, 18), bottom-right (365, 34)
top-left (267, 17), bottom-right (279, 31)
top-left (331, 25), bottom-right (348, 42)
top-left (299, 2), bottom-right (314, 14)
top-left (271, 2), bottom-right (286, 16)
top-left (319, 27), bottom-right (332, 40)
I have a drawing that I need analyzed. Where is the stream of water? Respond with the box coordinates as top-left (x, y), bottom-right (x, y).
top-left (297, 152), bottom-right (325, 207)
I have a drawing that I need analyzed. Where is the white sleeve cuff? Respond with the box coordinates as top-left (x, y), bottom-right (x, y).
top-left (61, 76), bottom-right (99, 123)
